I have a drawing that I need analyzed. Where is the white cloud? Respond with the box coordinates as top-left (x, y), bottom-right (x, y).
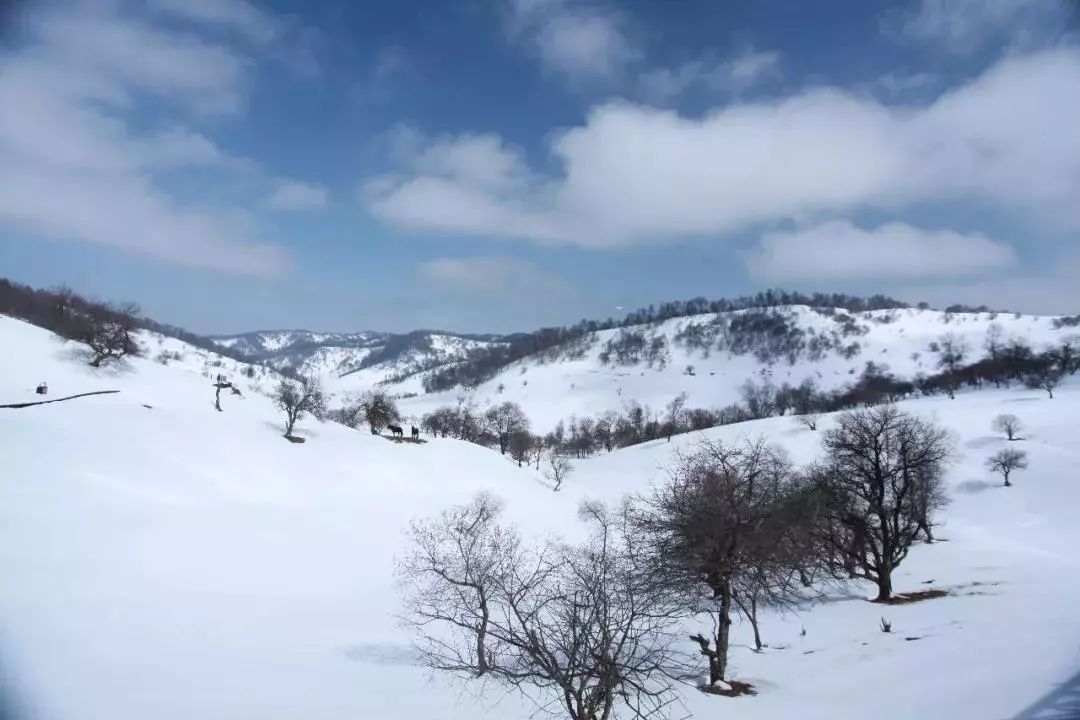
top-left (134, 127), bottom-right (257, 170)
top-left (0, 5), bottom-right (286, 276)
top-left (898, 249), bottom-right (1080, 314)
top-left (863, 71), bottom-right (942, 100)
top-left (149, 0), bottom-right (323, 78)
top-left (0, 161), bottom-right (283, 275)
top-left (33, 10), bottom-right (250, 115)
top-left (267, 180), bottom-right (329, 211)
top-left (640, 48), bottom-right (781, 102)
top-left (364, 48), bottom-right (1080, 247)
top-left (505, 0), bottom-right (638, 82)
top-left (149, 0), bottom-right (279, 44)
top-left (744, 220), bottom-right (1017, 282)
top-left (362, 129), bottom-right (563, 241)
top-left (891, 0), bottom-right (1069, 53)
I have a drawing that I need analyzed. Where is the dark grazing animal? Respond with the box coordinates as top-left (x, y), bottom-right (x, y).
top-left (388, 424), bottom-right (404, 438)
top-left (411, 425), bottom-right (420, 439)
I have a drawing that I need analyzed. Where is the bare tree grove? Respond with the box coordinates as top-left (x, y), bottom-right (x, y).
top-left (397, 495), bottom-right (687, 720)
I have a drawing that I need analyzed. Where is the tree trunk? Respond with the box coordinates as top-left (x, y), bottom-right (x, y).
top-left (749, 595), bottom-right (762, 651)
top-left (476, 591), bottom-right (489, 676)
top-left (919, 518), bottom-right (933, 543)
top-left (715, 579), bottom-right (732, 682)
top-left (874, 561), bottom-right (893, 602)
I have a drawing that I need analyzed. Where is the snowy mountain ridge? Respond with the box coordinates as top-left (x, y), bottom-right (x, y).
top-left (207, 328), bottom-right (507, 393)
top-left (200, 304), bottom-right (1079, 432)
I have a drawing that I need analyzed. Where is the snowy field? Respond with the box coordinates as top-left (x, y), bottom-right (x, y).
top-left (2, 313), bottom-right (1080, 720)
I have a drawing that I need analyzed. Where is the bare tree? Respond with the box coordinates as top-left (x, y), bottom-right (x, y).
top-left (984, 323), bottom-right (1006, 388)
top-left (484, 401), bottom-right (530, 454)
top-left (936, 333), bottom-right (969, 398)
top-left (527, 434), bottom-right (544, 470)
top-left (664, 392), bottom-right (688, 442)
top-left (360, 389), bottom-right (401, 434)
top-left (796, 412), bottom-right (821, 431)
top-left (421, 406), bottom-right (458, 438)
top-left (986, 448), bottom-right (1028, 487)
top-left (397, 495), bottom-right (686, 720)
top-left (991, 414), bottom-right (1023, 441)
top-left (274, 375), bottom-right (326, 439)
top-left (544, 449), bottom-right (573, 491)
top-left (1025, 365), bottom-right (1063, 399)
top-left (813, 405), bottom-right (952, 602)
top-left (633, 438), bottom-right (818, 686)
top-left (508, 430), bottom-right (534, 467)
top-left (740, 378), bottom-right (777, 419)
top-left (75, 302), bottom-right (142, 367)
top-left (330, 403), bottom-right (365, 429)
top-left (455, 395), bottom-right (483, 443)
top-left (1059, 335), bottom-right (1080, 375)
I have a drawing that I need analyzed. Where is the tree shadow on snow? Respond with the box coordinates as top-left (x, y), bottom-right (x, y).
top-left (1010, 668), bottom-right (1080, 720)
top-left (56, 346), bottom-right (137, 377)
top-left (340, 642), bottom-right (421, 666)
top-left (954, 479), bottom-right (1000, 495)
top-left (966, 435), bottom-right (1005, 450)
top-left (263, 421), bottom-right (318, 439)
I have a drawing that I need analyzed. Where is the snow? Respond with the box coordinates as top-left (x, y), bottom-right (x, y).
top-left (2, 312), bottom-right (1080, 720)
top-left (397, 306), bottom-right (1077, 430)
top-left (206, 329), bottom-right (501, 402)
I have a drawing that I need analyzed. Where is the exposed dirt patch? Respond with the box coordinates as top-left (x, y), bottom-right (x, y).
top-left (876, 589), bottom-right (949, 605)
top-left (700, 680), bottom-right (757, 697)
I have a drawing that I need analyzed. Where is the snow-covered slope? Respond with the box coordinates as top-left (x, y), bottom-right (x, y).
top-left (3, 313), bottom-right (1079, 720)
top-left (327, 333), bottom-right (497, 396)
top-left (208, 328), bottom-right (502, 397)
top-left (397, 306), bottom-right (1077, 429)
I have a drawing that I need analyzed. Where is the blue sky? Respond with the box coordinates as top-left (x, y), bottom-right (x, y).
top-left (1, 0), bottom-right (1078, 334)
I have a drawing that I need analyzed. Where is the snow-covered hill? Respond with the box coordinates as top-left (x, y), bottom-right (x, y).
top-left (2, 312), bottom-right (1080, 720)
top-left (395, 306), bottom-right (1078, 430)
top-left (208, 328), bottom-right (502, 396)
top-left (208, 329), bottom-right (386, 357)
